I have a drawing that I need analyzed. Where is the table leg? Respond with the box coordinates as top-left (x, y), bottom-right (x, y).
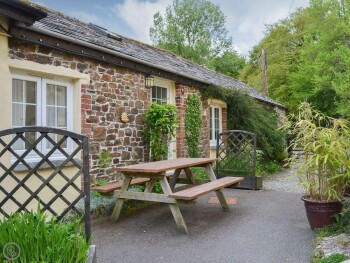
top-left (169, 168), bottom-right (181, 191)
top-left (205, 164), bottom-right (229, 211)
top-left (184, 167), bottom-right (195, 184)
top-left (159, 177), bottom-right (188, 234)
top-left (145, 178), bottom-right (156, 193)
top-left (111, 176), bottom-right (132, 221)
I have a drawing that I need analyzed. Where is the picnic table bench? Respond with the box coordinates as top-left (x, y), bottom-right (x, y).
top-left (111, 158), bottom-right (243, 233)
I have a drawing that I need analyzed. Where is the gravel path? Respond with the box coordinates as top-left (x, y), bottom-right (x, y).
top-left (263, 158), bottom-right (305, 193)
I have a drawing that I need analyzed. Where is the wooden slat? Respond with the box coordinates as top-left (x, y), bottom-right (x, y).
top-left (168, 177), bottom-right (243, 200)
top-left (114, 191), bottom-right (176, 204)
top-left (93, 178), bottom-right (150, 194)
top-left (115, 158), bottom-right (216, 174)
top-left (93, 174), bottom-right (174, 194)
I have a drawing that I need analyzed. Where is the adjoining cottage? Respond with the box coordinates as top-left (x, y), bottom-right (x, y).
top-left (0, 0), bottom-right (285, 184)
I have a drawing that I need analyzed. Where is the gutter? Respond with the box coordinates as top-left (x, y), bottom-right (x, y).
top-left (20, 24), bottom-right (285, 109)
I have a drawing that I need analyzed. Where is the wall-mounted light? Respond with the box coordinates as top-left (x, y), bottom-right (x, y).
top-left (145, 75), bottom-right (154, 88)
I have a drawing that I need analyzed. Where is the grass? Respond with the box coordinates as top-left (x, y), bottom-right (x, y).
top-left (0, 207), bottom-right (89, 262)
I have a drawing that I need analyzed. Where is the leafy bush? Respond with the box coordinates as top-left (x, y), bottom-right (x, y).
top-left (201, 86), bottom-right (286, 162)
top-left (256, 159), bottom-right (283, 176)
top-left (0, 208), bottom-right (89, 262)
top-left (191, 167), bottom-right (209, 180)
top-left (318, 253), bottom-right (349, 263)
top-left (144, 103), bottom-right (178, 161)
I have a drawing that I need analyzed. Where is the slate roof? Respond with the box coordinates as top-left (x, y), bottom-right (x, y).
top-left (20, 1), bottom-right (285, 109)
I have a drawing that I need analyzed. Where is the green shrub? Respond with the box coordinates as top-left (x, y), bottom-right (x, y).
top-left (256, 160), bottom-right (283, 177)
top-left (201, 86), bottom-right (286, 162)
top-left (144, 103), bottom-right (178, 161)
top-left (191, 167), bottom-right (209, 180)
top-left (97, 149), bottom-right (112, 168)
top-left (318, 253), bottom-right (349, 263)
top-left (0, 208), bottom-right (89, 262)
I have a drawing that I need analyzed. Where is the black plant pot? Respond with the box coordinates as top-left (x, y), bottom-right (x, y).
top-left (302, 196), bottom-right (342, 230)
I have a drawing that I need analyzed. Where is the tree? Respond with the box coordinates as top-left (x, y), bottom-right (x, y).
top-left (208, 49), bottom-right (246, 78)
top-left (241, 0), bottom-right (350, 118)
top-left (240, 8), bottom-right (309, 112)
top-left (289, 0), bottom-right (350, 117)
top-left (150, 0), bottom-right (232, 66)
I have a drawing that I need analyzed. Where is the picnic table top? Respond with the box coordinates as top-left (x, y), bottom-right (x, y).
top-left (115, 158), bottom-right (216, 174)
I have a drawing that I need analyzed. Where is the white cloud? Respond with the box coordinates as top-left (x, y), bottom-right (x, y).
top-left (112, 0), bottom-right (172, 43)
top-left (214, 0), bottom-right (309, 55)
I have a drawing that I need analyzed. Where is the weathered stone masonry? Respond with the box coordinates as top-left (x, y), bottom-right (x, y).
top-left (8, 39), bottom-right (216, 181)
top-left (9, 39), bottom-right (150, 181)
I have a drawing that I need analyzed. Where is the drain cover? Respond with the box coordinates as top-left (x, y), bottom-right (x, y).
top-left (208, 197), bottom-right (237, 204)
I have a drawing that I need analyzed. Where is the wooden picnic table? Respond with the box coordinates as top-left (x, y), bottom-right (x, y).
top-left (111, 158), bottom-right (243, 233)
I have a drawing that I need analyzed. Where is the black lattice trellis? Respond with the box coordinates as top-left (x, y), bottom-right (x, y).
top-left (216, 130), bottom-right (257, 189)
top-left (0, 126), bottom-right (90, 241)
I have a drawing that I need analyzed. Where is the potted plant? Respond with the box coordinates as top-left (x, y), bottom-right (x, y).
top-left (283, 102), bottom-right (350, 229)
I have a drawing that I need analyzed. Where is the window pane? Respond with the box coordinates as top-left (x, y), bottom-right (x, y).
top-left (152, 86), bottom-right (156, 99)
top-left (12, 136), bottom-right (23, 151)
top-left (162, 87), bottom-right (167, 101)
top-left (25, 81), bottom-right (36, 104)
top-left (157, 86), bottom-right (162, 100)
top-left (57, 108), bottom-right (67, 127)
top-left (57, 134), bottom-right (67, 148)
top-left (47, 84), bottom-right (55, 105)
top-left (24, 132), bottom-right (36, 150)
top-left (47, 106), bottom-right (56, 126)
top-left (12, 79), bottom-right (23, 102)
top-left (12, 104), bottom-right (23, 126)
top-left (214, 108), bottom-right (219, 119)
top-left (57, 86), bottom-right (67, 106)
top-left (25, 105), bottom-right (36, 126)
top-left (46, 133), bottom-right (56, 149)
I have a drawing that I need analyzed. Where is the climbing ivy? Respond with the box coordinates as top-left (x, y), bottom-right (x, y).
top-left (201, 85), bottom-right (286, 162)
top-left (143, 103), bottom-right (178, 161)
top-left (185, 95), bottom-right (202, 157)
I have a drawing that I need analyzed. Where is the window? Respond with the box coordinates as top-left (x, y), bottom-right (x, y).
top-left (151, 86), bottom-right (168, 105)
top-left (210, 106), bottom-right (222, 147)
top-left (11, 74), bottom-right (73, 161)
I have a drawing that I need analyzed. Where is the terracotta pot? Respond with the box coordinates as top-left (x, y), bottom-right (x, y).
top-left (302, 196), bottom-right (342, 230)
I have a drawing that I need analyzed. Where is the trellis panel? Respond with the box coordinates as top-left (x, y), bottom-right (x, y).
top-left (0, 126), bottom-right (90, 241)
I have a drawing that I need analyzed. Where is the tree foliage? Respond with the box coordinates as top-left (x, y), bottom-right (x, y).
top-left (150, 0), bottom-right (245, 76)
top-left (241, 0), bottom-right (350, 118)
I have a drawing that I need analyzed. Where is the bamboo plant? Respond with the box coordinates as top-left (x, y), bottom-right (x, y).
top-left (283, 102), bottom-right (350, 201)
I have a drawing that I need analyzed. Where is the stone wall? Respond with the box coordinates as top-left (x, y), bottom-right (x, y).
top-left (8, 39), bottom-right (240, 182)
top-left (9, 39), bottom-right (150, 181)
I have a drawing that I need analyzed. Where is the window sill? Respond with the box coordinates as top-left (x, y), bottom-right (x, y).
top-left (13, 158), bottom-right (82, 172)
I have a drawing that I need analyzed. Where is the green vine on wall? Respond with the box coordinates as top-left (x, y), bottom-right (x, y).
top-left (144, 103), bottom-right (178, 161)
top-left (185, 95), bottom-right (202, 157)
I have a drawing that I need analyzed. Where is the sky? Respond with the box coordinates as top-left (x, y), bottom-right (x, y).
top-left (31, 0), bottom-right (310, 56)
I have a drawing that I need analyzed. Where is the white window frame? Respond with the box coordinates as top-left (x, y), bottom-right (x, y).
top-left (11, 73), bottom-right (74, 162)
top-left (210, 105), bottom-right (222, 148)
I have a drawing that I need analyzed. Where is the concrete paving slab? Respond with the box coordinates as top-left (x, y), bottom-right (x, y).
top-left (92, 189), bottom-right (314, 263)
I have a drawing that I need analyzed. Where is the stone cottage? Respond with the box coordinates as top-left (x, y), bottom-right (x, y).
top-left (0, 0), bottom-right (285, 183)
